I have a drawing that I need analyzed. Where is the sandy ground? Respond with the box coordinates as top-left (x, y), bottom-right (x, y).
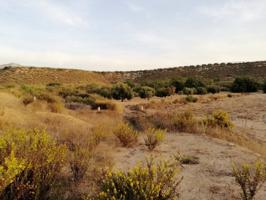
top-left (97, 132), bottom-right (265, 200)
top-left (109, 93), bottom-right (266, 200)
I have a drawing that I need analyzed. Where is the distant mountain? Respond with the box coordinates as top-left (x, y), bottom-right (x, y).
top-left (0, 63), bottom-right (22, 69)
top-left (0, 61), bottom-right (265, 85)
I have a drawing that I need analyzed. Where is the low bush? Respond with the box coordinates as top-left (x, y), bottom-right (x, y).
top-left (0, 129), bottom-right (66, 200)
top-left (36, 93), bottom-right (57, 103)
top-left (263, 80), bottom-right (266, 93)
top-left (171, 79), bottom-right (184, 92)
top-left (92, 158), bottom-right (182, 200)
top-left (22, 95), bottom-right (34, 106)
top-left (138, 86), bottom-right (155, 99)
top-left (174, 152), bottom-right (199, 165)
top-left (113, 123), bottom-right (139, 147)
top-left (185, 95), bottom-right (198, 103)
top-left (207, 86), bottom-right (221, 94)
top-left (148, 111), bottom-right (198, 133)
top-left (65, 94), bottom-right (96, 106)
top-left (231, 77), bottom-right (259, 93)
top-left (232, 161), bottom-right (266, 200)
top-left (185, 78), bottom-right (205, 88)
top-left (58, 87), bottom-right (78, 98)
top-left (46, 83), bottom-right (61, 91)
top-left (196, 87), bottom-right (208, 95)
top-left (111, 83), bottom-right (133, 101)
top-left (144, 128), bottom-right (165, 151)
top-left (182, 87), bottom-right (196, 95)
top-left (48, 102), bottom-right (63, 113)
top-left (155, 86), bottom-right (175, 97)
top-left (86, 84), bottom-right (112, 99)
top-left (173, 111), bottom-right (198, 133)
top-left (205, 110), bottom-right (234, 129)
top-left (69, 143), bottom-right (93, 182)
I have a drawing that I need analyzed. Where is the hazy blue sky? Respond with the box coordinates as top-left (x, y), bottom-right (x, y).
top-left (0, 0), bottom-right (266, 71)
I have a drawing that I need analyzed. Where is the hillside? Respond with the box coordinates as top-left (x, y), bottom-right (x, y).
top-left (0, 61), bottom-right (266, 85)
top-left (117, 61), bottom-right (266, 82)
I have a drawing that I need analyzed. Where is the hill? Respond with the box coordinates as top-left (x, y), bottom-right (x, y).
top-left (116, 61), bottom-right (266, 83)
top-left (0, 61), bottom-right (265, 85)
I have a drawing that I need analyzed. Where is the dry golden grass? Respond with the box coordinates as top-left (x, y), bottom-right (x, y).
top-left (0, 67), bottom-right (112, 85)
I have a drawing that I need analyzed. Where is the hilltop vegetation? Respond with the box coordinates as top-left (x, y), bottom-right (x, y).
top-left (1, 61), bottom-right (266, 85)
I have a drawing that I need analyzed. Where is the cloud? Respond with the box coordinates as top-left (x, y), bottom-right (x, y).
top-left (2, 0), bottom-right (88, 27)
top-left (125, 1), bottom-right (144, 12)
top-left (38, 0), bottom-right (87, 27)
top-left (198, 0), bottom-right (266, 22)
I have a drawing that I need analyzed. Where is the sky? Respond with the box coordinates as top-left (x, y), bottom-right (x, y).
top-left (0, 0), bottom-right (266, 71)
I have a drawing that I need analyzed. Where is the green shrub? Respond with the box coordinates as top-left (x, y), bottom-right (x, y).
top-left (92, 158), bottom-right (181, 200)
top-left (20, 85), bottom-right (42, 96)
top-left (58, 87), bottom-right (78, 98)
top-left (144, 128), bottom-right (165, 151)
top-left (111, 83), bottom-right (133, 101)
top-left (185, 95), bottom-right (198, 103)
top-left (46, 83), bottom-right (61, 91)
top-left (0, 129), bottom-right (66, 200)
top-left (207, 86), bottom-right (221, 94)
top-left (86, 84), bottom-right (112, 99)
top-left (113, 123), bottom-right (138, 147)
top-left (196, 87), bottom-right (207, 95)
top-left (231, 77), bottom-right (259, 93)
top-left (185, 78), bottom-right (205, 88)
top-left (171, 79), bottom-right (184, 93)
top-left (97, 87), bottom-right (112, 99)
top-left (138, 86), bottom-right (155, 99)
top-left (232, 161), bottom-right (266, 200)
top-left (65, 94), bottom-right (96, 105)
top-left (205, 110), bottom-right (234, 129)
top-left (263, 80), bottom-right (266, 93)
top-left (155, 87), bottom-right (175, 97)
top-left (182, 87), bottom-right (196, 95)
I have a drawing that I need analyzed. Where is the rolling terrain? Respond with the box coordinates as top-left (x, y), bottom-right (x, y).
top-left (0, 61), bottom-right (266, 85)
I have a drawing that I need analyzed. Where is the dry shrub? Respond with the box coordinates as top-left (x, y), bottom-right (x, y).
top-left (113, 122), bottom-right (138, 147)
top-left (48, 101), bottom-right (64, 113)
top-left (232, 161), bottom-right (266, 200)
top-left (61, 132), bottom-right (100, 183)
top-left (91, 125), bottom-right (109, 145)
top-left (69, 143), bottom-right (93, 182)
top-left (139, 110), bottom-right (199, 133)
top-left (22, 95), bottom-right (34, 106)
top-left (204, 110), bottom-right (234, 129)
top-left (172, 111), bottom-right (199, 133)
top-left (174, 152), bottom-right (199, 165)
top-left (91, 158), bottom-right (182, 200)
top-left (144, 128), bottom-right (166, 151)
